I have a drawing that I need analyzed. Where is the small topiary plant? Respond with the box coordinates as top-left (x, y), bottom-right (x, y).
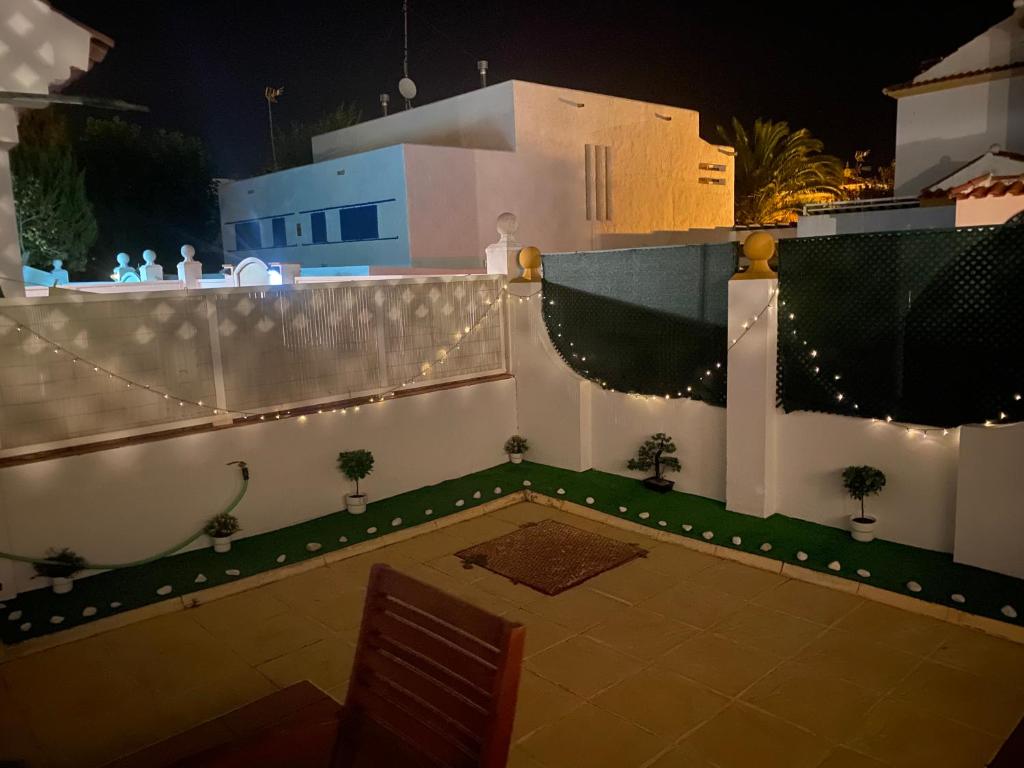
top-left (628, 433), bottom-right (681, 492)
top-left (842, 465), bottom-right (887, 522)
top-left (338, 449), bottom-right (375, 497)
top-left (205, 511), bottom-right (241, 539)
top-left (33, 548), bottom-right (87, 580)
top-left (504, 435), bottom-right (529, 455)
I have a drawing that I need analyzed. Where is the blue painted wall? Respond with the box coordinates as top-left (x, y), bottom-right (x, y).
top-left (218, 145), bottom-right (411, 268)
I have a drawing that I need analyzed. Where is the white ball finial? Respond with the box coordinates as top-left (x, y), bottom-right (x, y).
top-left (1015, 0), bottom-right (1023, 10)
top-left (398, 77), bottom-right (417, 100)
top-left (180, 244), bottom-right (196, 261)
top-left (116, 252), bottom-right (130, 267)
top-left (143, 249), bottom-right (157, 265)
top-left (496, 212), bottom-right (518, 236)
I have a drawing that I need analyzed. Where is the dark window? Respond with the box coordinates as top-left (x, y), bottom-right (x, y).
top-left (234, 221), bottom-right (261, 251)
top-left (310, 211), bottom-right (327, 244)
top-left (271, 217), bottom-right (287, 247)
top-left (339, 205), bottom-right (379, 241)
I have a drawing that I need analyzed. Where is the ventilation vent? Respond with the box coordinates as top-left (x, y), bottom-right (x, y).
top-left (699, 177), bottom-right (726, 186)
top-left (585, 144), bottom-right (612, 221)
top-left (699, 162), bottom-right (727, 172)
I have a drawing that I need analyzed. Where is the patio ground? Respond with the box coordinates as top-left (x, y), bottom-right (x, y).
top-left (2, 501), bottom-right (1023, 768)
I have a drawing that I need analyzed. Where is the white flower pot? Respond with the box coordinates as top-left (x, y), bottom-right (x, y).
top-left (212, 534), bottom-right (233, 553)
top-left (510, 453), bottom-right (523, 464)
top-left (52, 576), bottom-right (73, 595)
top-left (850, 515), bottom-right (877, 543)
top-left (347, 493), bottom-right (368, 515)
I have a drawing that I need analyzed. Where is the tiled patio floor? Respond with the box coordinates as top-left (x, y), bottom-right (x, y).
top-left (2, 502), bottom-right (1023, 768)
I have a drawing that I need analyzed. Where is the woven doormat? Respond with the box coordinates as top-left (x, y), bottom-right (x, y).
top-left (455, 519), bottom-right (648, 596)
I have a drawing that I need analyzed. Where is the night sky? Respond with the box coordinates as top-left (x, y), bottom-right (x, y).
top-left (52, 0), bottom-right (1013, 179)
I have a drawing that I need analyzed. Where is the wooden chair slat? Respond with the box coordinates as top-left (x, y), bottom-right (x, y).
top-left (381, 594), bottom-right (502, 661)
top-left (371, 632), bottom-right (492, 708)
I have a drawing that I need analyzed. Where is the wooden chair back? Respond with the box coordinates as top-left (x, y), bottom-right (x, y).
top-left (334, 564), bottom-right (525, 768)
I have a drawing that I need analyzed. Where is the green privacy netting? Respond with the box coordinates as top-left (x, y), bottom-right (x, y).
top-left (777, 216), bottom-right (1024, 427)
top-left (541, 244), bottom-right (737, 404)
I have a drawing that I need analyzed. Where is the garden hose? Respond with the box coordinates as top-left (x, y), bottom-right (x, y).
top-left (0, 461), bottom-right (249, 571)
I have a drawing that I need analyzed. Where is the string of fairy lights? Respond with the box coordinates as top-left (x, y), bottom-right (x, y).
top-left (0, 282), bottom-right (515, 427)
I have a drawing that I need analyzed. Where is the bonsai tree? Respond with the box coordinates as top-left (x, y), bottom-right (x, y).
top-left (32, 548), bottom-right (87, 580)
top-left (338, 449), bottom-right (375, 497)
top-left (628, 433), bottom-right (681, 492)
top-left (205, 511), bottom-right (241, 539)
top-left (504, 435), bottom-right (529, 455)
top-left (842, 465), bottom-right (887, 522)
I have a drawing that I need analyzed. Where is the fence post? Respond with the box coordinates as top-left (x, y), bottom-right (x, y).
top-left (205, 297), bottom-right (232, 425)
top-left (177, 245), bottom-right (202, 288)
top-left (725, 233), bottom-right (779, 518)
top-left (485, 213), bottom-right (521, 275)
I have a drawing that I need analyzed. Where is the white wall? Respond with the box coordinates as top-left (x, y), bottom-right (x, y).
top-left (0, 378), bottom-right (517, 597)
top-left (954, 423), bottom-right (1024, 579)
top-left (775, 411), bottom-right (960, 553)
top-left (955, 194), bottom-right (1024, 226)
top-left (797, 205), bottom-right (956, 237)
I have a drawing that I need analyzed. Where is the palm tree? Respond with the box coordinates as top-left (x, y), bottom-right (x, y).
top-left (717, 118), bottom-right (844, 225)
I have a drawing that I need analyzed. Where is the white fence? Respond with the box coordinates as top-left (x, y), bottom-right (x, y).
top-left (0, 275), bottom-right (506, 454)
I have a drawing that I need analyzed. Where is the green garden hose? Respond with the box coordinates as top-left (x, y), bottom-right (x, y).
top-left (0, 461), bottom-right (249, 571)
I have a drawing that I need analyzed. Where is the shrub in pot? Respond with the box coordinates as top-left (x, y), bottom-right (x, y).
top-left (627, 433), bottom-right (681, 493)
top-left (33, 548), bottom-right (87, 594)
top-left (842, 465), bottom-right (887, 542)
top-left (339, 449), bottom-right (375, 514)
top-left (205, 511), bottom-right (242, 553)
top-left (504, 435), bottom-right (529, 464)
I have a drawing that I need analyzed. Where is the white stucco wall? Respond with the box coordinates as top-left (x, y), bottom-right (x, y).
top-left (218, 146), bottom-right (411, 268)
top-left (954, 423), bottom-right (1024, 579)
top-left (0, 378), bottom-right (517, 597)
top-left (955, 194), bottom-right (1024, 226)
top-left (796, 205), bottom-right (956, 237)
top-left (894, 78), bottom-right (1024, 195)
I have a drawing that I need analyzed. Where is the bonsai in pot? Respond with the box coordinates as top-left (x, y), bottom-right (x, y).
top-left (205, 511), bottom-right (242, 553)
top-left (33, 548), bottom-right (87, 594)
top-left (627, 433), bottom-right (681, 493)
top-left (339, 449), bottom-right (375, 514)
top-left (842, 465), bottom-right (887, 542)
top-left (504, 435), bottom-right (529, 464)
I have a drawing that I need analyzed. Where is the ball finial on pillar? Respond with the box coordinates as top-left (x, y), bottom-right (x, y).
top-left (511, 246), bottom-right (542, 283)
top-left (734, 232), bottom-right (777, 280)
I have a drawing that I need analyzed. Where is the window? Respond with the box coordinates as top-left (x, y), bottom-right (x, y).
top-left (339, 205), bottom-right (379, 241)
top-left (310, 211), bottom-right (328, 244)
top-left (234, 221), bottom-right (261, 251)
top-left (271, 217), bottom-right (287, 248)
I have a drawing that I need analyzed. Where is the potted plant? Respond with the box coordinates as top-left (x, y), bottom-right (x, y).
top-left (33, 548), bottom-right (87, 594)
top-left (339, 449), bottom-right (375, 514)
top-left (627, 433), bottom-right (681, 493)
top-left (842, 465), bottom-right (887, 542)
top-left (504, 435), bottom-right (529, 464)
top-left (205, 512), bottom-right (241, 553)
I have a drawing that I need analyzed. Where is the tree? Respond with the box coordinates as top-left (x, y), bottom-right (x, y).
top-left (11, 109), bottom-right (97, 272)
top-left (627, 433), bottom-right (681, 480)
top-left (842, 465), bottom-right (887, 521)
top-left (271, 103), bottom-right (362, 171)
top-left (717, 117), bottom-right (844, 225)
top-left (74, 117), bottom-right (219, 277)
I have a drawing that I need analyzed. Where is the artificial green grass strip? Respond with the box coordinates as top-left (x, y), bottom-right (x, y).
top-left (3, 461), bottom-right (1021, 645)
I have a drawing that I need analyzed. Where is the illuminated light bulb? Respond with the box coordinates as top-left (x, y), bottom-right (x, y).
top-left (885, 415), bottom-right (893, 423)
top-left (298, 415), bottom-right (307, 422)
top-left (16, 326), bottom-right (21, 332)
top-left (549, 300), bottom-right (555, 305)
top-left (318, 409), bottom-right (323, 414)
top-left (164, 394), bottom-right (169, 399)
top-left (213, 409), bottom-right (219, 415)
top-left (741, 322), bottom-right (749, 329)
top-left (753, 314), bottom-right (760, 321)
top-left (275, 414), bottom-right (280, 419)
top-left (1015, 394), bottom-right (1022, 401)
top-left (1000, 412), bottom-right (1007, 419)
top-left (686, 386), bottom-right (692, 392)
top-left (464, 326), bottom-right (470, 333)
top-left (665, 394), bottom-right (670, 399)
top-left (813, 366), bottom-right (820, 373)
top-left (810, 350), bottom-right (818, 358)
top-left (985, 420), bottom-right (993, 426)
top-left (731, 339), bottom-right (737, 344)
top-left (942, 429), bottom-right (949, 436)
top-left (581, 356), bottom-right (586, 361)
top-left (354, 406), bottom-right (360, 412)
top-left (715, 362), bottom-right (721, 368)
top-left (836, 393), bottom-right (844, 401)
top-left (834, 374), bottom-right (841, 381)
top-left (94, 367), bottom-right (99, 372)
top-left (178, 401), bottom-right (184, 406)
top-left (705, 370), bottom-right (711, 376)
top-left (260, 415), bottom-right (265, 420)
top-left (53, 348), bottom-right (59, 353)
top-left (792, 330), bottom-right (797, 335)
top-left (677, 391), bottom-right (682, 396)
top-left (853, 404), bottom-right (859, 410)
top-left (198, 400), bottom-right (203, 406)
top-left (788, 313), bottom-right (795, 320)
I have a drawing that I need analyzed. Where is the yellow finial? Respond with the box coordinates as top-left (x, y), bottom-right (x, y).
top-left (734, 232), bottom-right (777, 280)
top-left (511, 246), bottom-right (542, 283)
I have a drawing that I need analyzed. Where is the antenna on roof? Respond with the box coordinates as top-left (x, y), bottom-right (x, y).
top-left (477, 60), bottom-right (489, 87)
top-left (399, 0), bottom-right (417, 109)
top-left (379, 93), bottom-right (390, 116)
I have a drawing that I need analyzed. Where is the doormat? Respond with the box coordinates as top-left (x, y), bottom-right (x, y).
top-left (455, 519), bottom-right (648, 596)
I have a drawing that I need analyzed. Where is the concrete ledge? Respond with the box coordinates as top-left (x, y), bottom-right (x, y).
top-left (782, 563), bottom-right (861, 594)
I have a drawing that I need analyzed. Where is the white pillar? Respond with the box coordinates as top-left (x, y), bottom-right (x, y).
top-left (485, 212), bottom-right (521, 276)
top-left (725, 278), bottom-right (779, 517)
top-left (177, 245), bottom-right (202, 288)
top-left (0, 105), bottom-right (24, 299)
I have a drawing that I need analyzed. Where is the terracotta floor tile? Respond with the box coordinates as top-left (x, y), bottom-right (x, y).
top-left (424, 553), bottom-right (490, 583)
top-left (845, 697), bottom-right (1001, 768)
top-left (753, 578), bottom-right (863, 626)
top-left (710, 604), bottom-right (826, 657)
top-left (741, 661), bottom-right (882, 742)
top-left (636, 543), bottom-right (721, 581)
top-left (592, 666), bottom-right (728, 739)
top-left (526, 635), bottom-right (645, 698)
top-left (502, 606), bottom-right (578, 658)
top-left (929, 623), bottom-right (1024, 686)
top-left (681, 703), bottom-right (833, 768)
top-left (685, 560), bottom-right (786, 599)
top-left (472, 568), bottom-right (549, 606)
top-left (658, 632), bottom-right (783, 697)
top-left (585, 560), bottom-right (677, 605)
top-left (189, 589), bottom-right (292, 638)
top-left (638, 582), bottom-right (746, 629)
top-left (833, 602), bottom-right (951, 656)
top-left (586, 606), bottom-right (698, 660)
top-left (645, 741), bottom-right (724, 767)
top-left (889, 660), bottom-right (1024, 738)
top-left (213, 609), bottom-right (331, 666)
top-left (527, 584), bottom-right (629, 629)
top-left (815, 747), bottom-right (891, 768)
top-left (794, 629), bottom-right (921, 692)
top-left (512, 669), bottom-right (586, 741)
top-left (518, 703), bottom-right (669, 768)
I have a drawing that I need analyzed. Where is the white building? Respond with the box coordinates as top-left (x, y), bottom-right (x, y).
top-left (0, 0), bottom-right (112, 298)
top-left (886, 1), bottom-right (1024, 197)
top-left (218, 80), bottom-right (735, 273)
